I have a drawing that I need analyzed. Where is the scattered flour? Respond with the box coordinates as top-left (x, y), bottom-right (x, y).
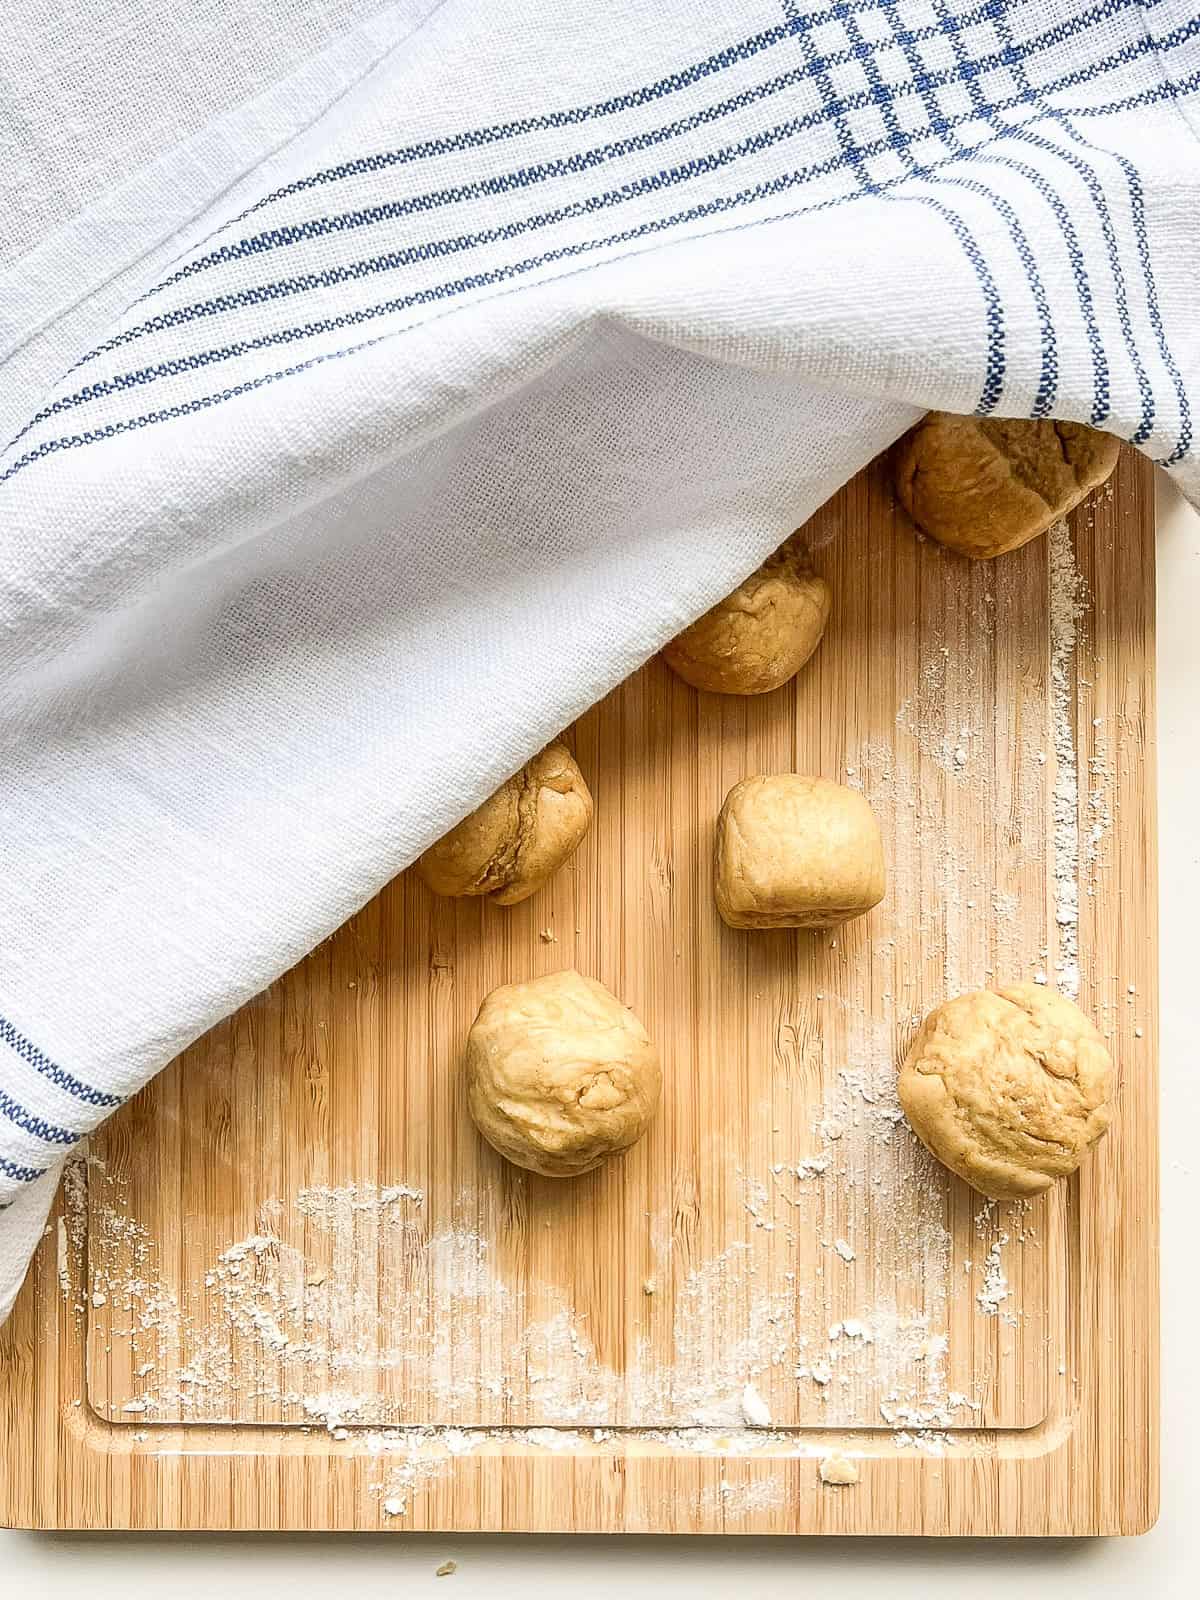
top-left (1047, 522), bottom-right (1085, 999)
top-left (697, 1475), bottom-right (785, 1517)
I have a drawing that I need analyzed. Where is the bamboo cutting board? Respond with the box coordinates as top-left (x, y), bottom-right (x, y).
top-left (0, 448), bottom-right (1157, 1535)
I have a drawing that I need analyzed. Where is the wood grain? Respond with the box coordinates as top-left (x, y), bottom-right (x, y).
top-left (0, 448), bottom-right (1157, 1534)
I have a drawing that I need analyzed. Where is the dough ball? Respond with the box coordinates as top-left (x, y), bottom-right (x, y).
top-left (418, 743), bottom-right (592, 905)
top-left (715, 774), bottom-right (886, 929)
top-left (898, 984), bottom-right (1114, 1199)
top-left (465, 969), bottom-right (661, 1177)
top-left (893, 413), bottom-right (1120, 559)
top-left (662, 533), bottom-right (831, 695)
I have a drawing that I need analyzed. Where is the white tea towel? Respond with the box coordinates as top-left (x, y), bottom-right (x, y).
top-left (2, 0), bottom-right (1199, 1322)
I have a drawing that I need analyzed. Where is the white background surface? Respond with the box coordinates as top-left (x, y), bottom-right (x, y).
top-left (2, 476), bottom-right (1195, 1596)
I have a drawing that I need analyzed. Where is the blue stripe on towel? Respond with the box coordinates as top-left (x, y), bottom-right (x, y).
top-left (0, 1015), bottom-right (123, 1110)
top-left (0, 1087), bottom-right (82, 1148)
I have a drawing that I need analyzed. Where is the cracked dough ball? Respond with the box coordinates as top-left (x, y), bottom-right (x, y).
top-left (715, 774), bottom-right (885, 930)
top-left (417, 743), bottom-right (592, 905)
top-left (893, 413), bottom-right (1120, 559)
top-left (662, 533), bottom-right (831, 695)
top-left (898, 984), bottom-right (1114, 1199)
top-left (465, 969), bottom-right (661, 1177)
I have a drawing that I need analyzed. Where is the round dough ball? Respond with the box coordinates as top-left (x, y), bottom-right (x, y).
top-left (715, 774), bottom-right (885, 929)
top-left (892, 413), bottom-right (1120, 559)
top-left (417, 743), bottom-right (592, 905)
top-left (465, 969), bottom-right (661, 1177)
top-left (662, 533), bottom-right (831, 695)
top-left (898, 984), bottom-right (1114, 1199)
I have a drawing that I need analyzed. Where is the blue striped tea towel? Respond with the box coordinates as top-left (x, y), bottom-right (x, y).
top-left (2, 0), bottom-right (1198, 1319)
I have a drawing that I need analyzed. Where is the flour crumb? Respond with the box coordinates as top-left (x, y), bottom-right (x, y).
top-left (819, 1454), bottom-right (860, 1486)
top-left (977, 1235), bottom-right (1011, 1317)
top-left (382, 1497), bottom-right (404, 1517)
top-left (436, 1560), bottom-right (458, 1578)
top-left (741, 1382), bottom-right (771, 1427)
top-left (795, 1155), bottom-right (829, 1178)
top-left (539, 929), bottom-right (556, 944)
top-left (833, 1238), bottom-right (856, 1263)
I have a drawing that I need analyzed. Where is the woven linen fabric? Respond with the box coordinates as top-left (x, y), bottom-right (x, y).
top-left (2, 0), bottom-right (1199, 1321)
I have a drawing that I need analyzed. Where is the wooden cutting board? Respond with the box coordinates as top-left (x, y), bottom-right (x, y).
top-left (0, 448), bottom-right (1157, 1535)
